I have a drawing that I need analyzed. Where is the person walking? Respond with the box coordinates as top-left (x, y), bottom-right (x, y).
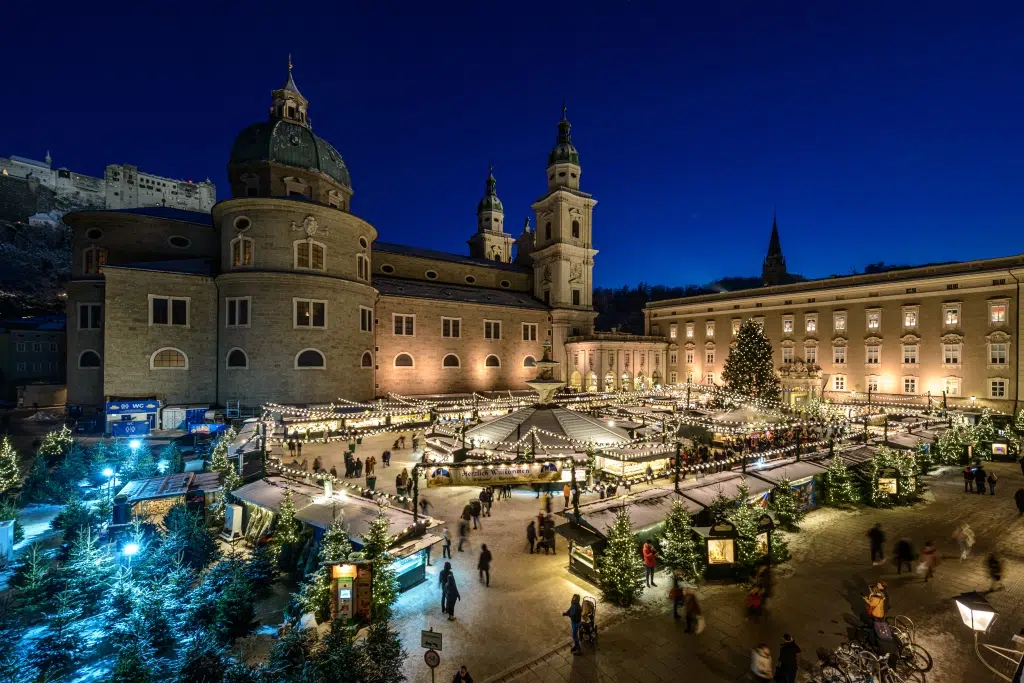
top-left (438, 561), bottom-right (453, 612)
top-left (451, 665), bottom-right (473, 683)
top-left (420, 497), bottom-right (432, 517)
top-left (894, 538), bottom-right (915, 574)
top-left (918, 540), bottom-right (940, 583)
top-left (563, 483), bottom-right (571, 509)
top-left (480, 487), bottom-right (492, 517)
top-left (987, 553), bottom-right (1005, 591)
top-left (987, 470), bottom-right (998, 495)
top-left (478, 544), bottom-right (492, 587)
top-left (458, 518), bottom-right (470, 552)
top-left (642, 540), bottom-right (658, 587)
top-left (867, 523), bottom-right (886, 565)
top-left (563, 594), bottom-right (583, 655)
top-left (777, 634), bottom-right (801, 683)
top-left (441, 527), bottom-right (452, 559)
top-left (571, 484), bottom-right (580, 510)
top-left (313, 456), bottom-right (322, 472)
top-left (974, 464), bottom-right (987, 496)
top-left (543, 516), bottom-right (557, 555)
top-left (963, 465), bottom-right (974, 493)
top-left (354, 457), bottom-right (363, 478)
top-left (526, 520), bottom-right (537, 553)
top-left (750, 643), bottom-right (774, 683)
top-left (670, 572), bottom-right (683, 619)
top-left (1015, 487), bottom-right (1024, 515)
top-left (329, 466), bottom-right (338, 479)
top-left (683, 588), bottom-right (702, 634)
top-left (469, 499), bottom-right (482, 530)
top-left (444, 573), bottom-right (460, 621)
top-left (953, 522), bottom-right (975, 561)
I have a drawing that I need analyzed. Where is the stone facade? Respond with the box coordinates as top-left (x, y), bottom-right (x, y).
top-left (0, 315), bottom-right (65, 402)
top-left (564, 334), bottom-right (669, 392)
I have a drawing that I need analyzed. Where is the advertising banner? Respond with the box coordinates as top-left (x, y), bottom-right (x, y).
top-left (111, 421), bottom-right (151, 437)
top-left (189, 423), bottom-right (228, 435)
top-left (426, 461), bottom-right (563, 488)
top-left (106, 400), bottom-right (159, 415)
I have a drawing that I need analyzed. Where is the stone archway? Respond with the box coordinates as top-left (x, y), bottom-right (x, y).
top-left (604, 371), bottom-right (616, 391)
top-left (587, 372), bottom-right (599, 393)
top-left (569, 370), bottom-right (582, 391)
top-left (652, 370), bottom-right (661, 387)
top-left (634, 373), bottom-right (646, 390)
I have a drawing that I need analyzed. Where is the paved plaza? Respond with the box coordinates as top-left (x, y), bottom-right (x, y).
top-left (285, 435), bottom-right (1024, 683)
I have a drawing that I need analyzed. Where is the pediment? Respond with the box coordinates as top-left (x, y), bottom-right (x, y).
top-left (864, 336), bottom-right (883, 346)
top-left (803, 339), bottom-right (819, 348)
top-left (941, 333), bottom-right (964, 344)
top-left (832, 336), bottom-right (848, 347)
top-left (780, 339), bottom-right (796, 348)
top-left (900, 334), bottom-right (921, 344)
top-left (684, 342), bottom-right (696, 350)
top-left (704, 341), bottom-right (716, 349)
top-left (986, 331), bottom-right (1012, 343)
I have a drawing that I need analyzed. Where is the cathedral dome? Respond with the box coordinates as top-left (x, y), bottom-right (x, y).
top-left (476, 166), bottom-right (503, 213)
top-left (229, 119), bottom-right (351, 189)
top-left (547, 104), bottom-right (580, 167)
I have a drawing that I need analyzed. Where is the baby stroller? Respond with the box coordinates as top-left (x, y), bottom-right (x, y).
top-left (579, 596), bottom-right (598, 644)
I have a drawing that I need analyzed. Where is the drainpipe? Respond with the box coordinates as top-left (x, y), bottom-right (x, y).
top-left (1011, 269), bottom-right (1021, 417)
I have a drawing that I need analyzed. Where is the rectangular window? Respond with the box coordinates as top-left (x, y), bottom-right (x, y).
top-left (805, 314), bottom-right (817, 333)
top-left (991, 379), bottom-right (1007, 398)
top-left (522, 323), bottom-right (538, 341)
top-left (360, 307), bottom-right (373, 333)
top-left (867, 376), bottom-right (879, 392)
top-left (393, 314), bottom-right (414, 336)
top-left (294, 299), bottom-right (327, 328)
top-left (943, 344), bottom-right (961, 365)
top-left (32, 342), bottom-right (41, 352)
top-left (15, 342), bottom-right (25, 352)
top-left (357, 254), bottom-right (369, 281)
top-left (833, 375), bottom-right (846, 391)
top-left (805, 346), bottom-right (817, 364)
top-left (782, 316), bottom-right (793, 334)
top-left (903, 377), bottom-right (917, 394)
top-left (48, 361), bottom-right (57, 372)
top-left (833, 346), bottom-right (846, 364)
top-left (669, 351), bottom-right (678, 364)
top-left (226, 297), bottom-right (250, 328)
top-left (732, 319), bottom-right (740, 336)
top-left (150, 295), bottom-right (189, 326)
top-left (78, 303), bottom-right (102, 330)
top-left (685, 322), bottom-right (694, 339)
top-left (669, 324), bottom-right (678, 340)
top-left (572, 289), bottom-right (581, 306)
top-left (991, 303), bottom-right (1007, 323)
top-left (443, 317), bottom-right (461, 338)
top-left (834, 312), bottom-right (847, 332)
top-left (32, 362), bottom-right (41, 372)
top-left (866, 310), bottom-right (880, 331)
top-left (990, 343), bottom-right (1008, 365)
top-left (903, 309), bottom-right (917, 329)
top-left (295, 241), bottom-right (325, 271)
top-left (669, 371), bottom-right (678, 384)
top-left (704, 372), bottom-right (715, 384)
top-left (782, 347), bottom-right (793, 363)
top-left (685, 350), bottom-right (694, 364)
top-left (705, 349), bottom-right (715, 365)
top-left (944, 377), bottom-right (960, 396)
top-left (15, 362), bottom-right (25, 372)
top-left (705, 321), bottom-right (715, 338)
top-left (48, 343), bottom-right (57, 352)
top-left (866, 346), bottom-right (880, 364)
top-left (903, 345), bottom-right (918, 364)
top-left (484, 320), bottom-right (502, 340)
top-left (944, 304), bottom-right (960, 327)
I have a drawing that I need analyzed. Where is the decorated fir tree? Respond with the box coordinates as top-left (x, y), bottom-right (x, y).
top-left (360, 510), bottom-right (398, 622)
top-left (1014, 408), bottom-right (1024, 442)
top-left (321, 518), bottom-right (353, 564)
top-left (768, 478), bottom-right (805, 530)
top-left (0, 436), bottom-right (20, 496)
top-left (597, 507), bottom-right (646, 607)
top-left (274, 489), bottom-right (301, 548)
top-left (221, 464), bottom-right (244, 504)
top-left (721, 319), bottom-right (781, 404)
top-left (865, 446), bottom-right (918, 507)
top-left (937, 423), bottom-right (972, 465)
top-left (210, 427), bottom-right (238, 475)
top-left (37, 425), bottom-right (73, 464)
top-left (657, 501), bottom-right (705, 583)
top-left (727, 484), bottom-right (789, 573)
top-left (973, 408), bottom-right (995, 446)
top-left (823, 457), bottom-right (859, 507)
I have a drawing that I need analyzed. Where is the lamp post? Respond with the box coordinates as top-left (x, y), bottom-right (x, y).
top-left (674, 442), bottom-right (681, 493)
top-left (954, 591), bottom-right (1022, 681)
top-left (123, 542), bottom-right (140, 568)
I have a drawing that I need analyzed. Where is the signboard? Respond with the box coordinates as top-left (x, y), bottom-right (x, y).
top-left (877, 477), bottom-right (898, 495)
top-left (189, 423), bottom-right (228, 435)
top-left (421, 629), bottom-right (442, 650)
top-left (106, 400), bottom-right (159, 415)
top-left (426, 462), bottom-right (563, 488)
top-left (354, 563), bottom-right (373, 621)
top-left (424, 650), bottom-right (440, 669)
top-left (112, 421), bottom-right (151, 437)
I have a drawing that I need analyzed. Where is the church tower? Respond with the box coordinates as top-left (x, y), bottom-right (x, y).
top-left (530, 105), bottom-right (598, 378)
top-left (468, 166), bottom-right (513, 262)
top-left (514, 217), bottom-right (534, 266)
top-left (762, 212), bottom-right (788, 286)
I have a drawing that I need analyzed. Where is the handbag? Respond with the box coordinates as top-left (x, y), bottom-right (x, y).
top-left (695, 615), bottom-right (706, 634)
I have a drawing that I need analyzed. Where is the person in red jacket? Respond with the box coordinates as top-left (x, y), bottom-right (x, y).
top-left (642, 541), bottom-right (657, 587)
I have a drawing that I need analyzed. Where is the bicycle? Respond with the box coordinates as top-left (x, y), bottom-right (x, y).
top-left (857, 649), bottom-right (926, 683)
top-left (884, 615), bottom-right (933, 672)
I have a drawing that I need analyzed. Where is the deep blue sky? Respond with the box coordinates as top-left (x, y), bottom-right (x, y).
top-left (5, 3), bottom-right (1023, 288)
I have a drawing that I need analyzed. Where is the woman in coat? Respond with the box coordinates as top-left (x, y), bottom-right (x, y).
top-left (444, 574), bottom-right (461, 621)
top-left (478, 544), bottom-right (492, 587)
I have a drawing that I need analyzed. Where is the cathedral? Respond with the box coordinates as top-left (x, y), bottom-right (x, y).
top-left (64, 64), bottom-right (611, 415)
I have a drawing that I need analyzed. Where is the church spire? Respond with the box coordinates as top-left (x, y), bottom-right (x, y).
top-left (762, 211), bottom-right (788, 286)
top-left (270, 55), bottom-right (310, 127)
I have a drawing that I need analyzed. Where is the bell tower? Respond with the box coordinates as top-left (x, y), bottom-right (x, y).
top-left (762, 211), bottom-right (788, 286)
top-left (530, 105), bottom-right (598, 378)
top-left (468, 166), bottom-right (513, 262)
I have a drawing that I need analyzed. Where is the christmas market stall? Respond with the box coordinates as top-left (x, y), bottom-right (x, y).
top-left (692, 520), bottom-right (739, 580)
top-left (112, 471), bottom-right (222, 526)
top-left (747, 458), bottom-right (828, 511)
top-left (678, 473), bottom-right (775, 525)
top-left (592, 443), bottom-right (680, 480)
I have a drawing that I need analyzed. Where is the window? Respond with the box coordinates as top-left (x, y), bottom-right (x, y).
top-left (903, 345), bottom-right (918, 365)
top-left (833, 375), bottom-right (846, 391)
top-left (296, 349), bottom-right (326, 369)
top-left (150, 295), bottom-right (189, 326)
top-left (361, 351), bottom-right (373, 368)
top-left (151, 347), bottom-right (188, 370)
top-left (230, 236), bottom-right (253, 267)
top-left (805, 346), bottom-right (817, 364)
top-left (294, 298), bottom-right (327, 328)
top-left (295, 241), bottom-right (325, 270)
top-left (31, 342), bottom-right (41, 353)
top-left (393, 314), bottom-right (415, 336)
top-left (484, 355), bottom-right (500, 367)
top-left (442, 354), bottom-right (460, 368)
top-left (226, 348), bottom-right (248, 369)
top-left (944, 377), bottom-right (960, 396)
top-left (866, 346), bottom-right (880, 364)
top-left (944, 304), bottom-right (960, 327)
top-left (834, 312), bottom-right (847, 332)
top-left (705, 321), bottom-right (715, 338)
top-left (425, 270), bottom-right (438, 280)
top-left (83, 246), bottom-right (107, 274)
top-left (442, 317), bottom-right (461, 338)
top-left (360, 307), bottom-right (373, 333)
top-left (991, 303), bottom-right (1007, 323)
top-left (685, 350), bottom-right (694, 364)
top-left (78, 350), bottom-right (101, 368)
top-left (465, 276), bottom-right (476, 284)
top-left (357, 254), bottom-right (369, 280)
top-left (903, 308), bottom-right (918, 329)
top-left (685, 322), bottom-right (694, 339)
top-left (990, 343), bottom-right (1008, 365)
top-left (669, 324), bottom-right (678, 340)
top-left (991, 379), bottom-right (1007, 398)
top-left (651, 325), bottom-right (661, 336)
top-left (782, 347), bottom-right (793, 364)
top-left (484, 320), bottom-right (501, 340)
top-left (168, 235), bottom-right (191, 249)
top-left (669, 371), bottom-right (678, 384)
top-left (782, 316), bottom-right (793, 334)
top-left (943, 344), bottom-right (961, 365)
top-left (572, 289), bottom-right (581, 306)
top-left (48, 343), bottom-right (57, 352)
top-left (381, 264), bottom-right (395, 274)
top-left (523, 356), bottom-right (536, 367)
top-left (903, 377), bottom-right (917, 394)
top-left (732, 319), bottom-right (740, 336)
top-left (226, 297), bottom-right (250, 328)
top-left (866, 376), bottom-right (879, 392)
top-left (866, 310), bottom-right (880, 331)
top-left (705, 349), bottom-right (715, 365)
top-left (15, 363), bottom-right (25, 372)
top-left (78, 303), bottom-right (102, 330)
top-left (544, 222), bottom-right (551, 240)
top-left (833, 346), bottom-right (847, 365)
top-left (571, 220), bottom-right (580, 238)
top-left (805, 314), bottom-right (817, 333)
top-left (543, 291), bottom-right (550, 305)
top-left (946, 283), bottom-right (959, 291)
top-left (523, 323), bottom-right (538, 341)
top-left (704, 372), bottom-right (715, 384)
top-left (669, 351), bottom-right (677, 364)
top-left (500, 280), bottom-right (510, 288)
top-left (233, 216), bottom-right (251, 231)
top-left (86, 228), bottom-right (103, 240)
top-left (14, 342), bottom-right (25, 352)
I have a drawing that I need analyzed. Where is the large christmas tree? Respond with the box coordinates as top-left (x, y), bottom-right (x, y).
top-left (823, 457), bottom-right (859, 507)
top-left (657, 501), bottom-right (705, 583)
top-left (0, 436), bottom-right (20, 496)
top-left (360, 510), bottom-right (398, 622)
top-left (721, 319), bottom-right (781, 404)
top-left (597, 508), bottom-right (646, 607)
top-left (767, 478), bottom-right (805, 530)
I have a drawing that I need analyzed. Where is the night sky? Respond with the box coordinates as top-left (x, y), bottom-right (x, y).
top-left (5, 3), bottom-right (1022, 288)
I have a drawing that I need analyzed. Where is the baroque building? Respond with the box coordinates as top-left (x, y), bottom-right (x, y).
top-left (64, 64), bottom-right (596, 418)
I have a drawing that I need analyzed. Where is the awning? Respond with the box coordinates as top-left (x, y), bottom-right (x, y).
top-left (679, 474), bottom-right (774, 508)
top-left (554, 522), bottom-right (604, 546)
top-left (746, 459), bottom-right (827, 486)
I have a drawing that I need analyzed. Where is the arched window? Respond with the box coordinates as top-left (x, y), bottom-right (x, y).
top-left (356, 254), bottom-right (369, 280)
top-left (83, 246), bottom-right (107, 274)
top-left (442, 354), bottom-right (460, 368)
top-left (485, 355), bottom-right (500, 368)
top-left (295, 348), bottom-right (326, 369)
top-left (361, 351), bottom-right (373, 368)
top-left (295, 240), bottom-right (326, 270)
top-left (571, 220), bottom-right (580, 239)
top-left (394, 353), bottom-right (414, 368)
top-left (544, 222), bottom-right (551, 240)
top-left (523, 356), bottom-right (537, 367)
top-left (79, 350), bottom-right (101, 368)
top-left (226, 348), bottom-right (249, 369)
top-left (150, 347), bottom-right (188, 370)
top-left (231, 236), bottom-right (253, 267)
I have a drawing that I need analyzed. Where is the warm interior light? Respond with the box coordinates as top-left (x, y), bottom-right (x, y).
top-left (956, 592), bottom-right (997, 632)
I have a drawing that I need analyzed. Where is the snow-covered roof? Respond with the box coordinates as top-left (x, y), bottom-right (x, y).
top-left (569, 486), bottom-right (703, 537)
top-left (746, 458), bottom-right (827, 485)
top-left (465, 406), bottom-right (631, 451)
top-left (678, 474), bottom-right (774, 507)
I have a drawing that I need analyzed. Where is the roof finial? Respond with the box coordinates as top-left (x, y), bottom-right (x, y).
top-left (561, 100), bottom-right (567, 120)
top-left (288, 53), bottom-right (293, 73)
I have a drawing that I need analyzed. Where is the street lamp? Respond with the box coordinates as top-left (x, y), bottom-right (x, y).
top-left (128, 439), bottom-right (141, 451)
top-left (123, 542), bottom-right (140, 568)
top-left (955, 591), bottom-right (1022, 682)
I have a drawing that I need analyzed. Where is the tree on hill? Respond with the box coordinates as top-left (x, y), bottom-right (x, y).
top-left (721, 319), bottom-right (781, 404)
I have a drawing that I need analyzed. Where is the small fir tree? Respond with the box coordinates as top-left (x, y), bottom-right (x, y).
top-left (161, 442), bottom-right (184, 475)
top-left (30, 589), bottom-right (89, 682)
top-left (164, 503), bottom-right (220, 570)
top-left (37, 425), bottom-right (73, 465)
top-left (64, 527), bottom-right (116, 612)
top-left (360, 620), bottom-right (408, 683)
top-left (130, 442), bottom-right (157, 480)
top-left (105, 566), bottom-right (139, 621)
top-left (721, 319), bottom-right (781, 404)
top-left (1013, 408), bottom-right (1024, 442)
top-left (321, 517), bottom-right (353, 564)
top-left (937, 423), bottom-right (972, 465)
top-left (110, 639), bottom-right (154, 683)
top-left (209, 426), bottom-right (237, 475)
top-left (0, 597), bottom-right (27, 683)
top-left (51, 495), bottom-right (97, 534)
top-left (973, 409), bottom-right (996, 446)
top-left (657, 501), bottom-right (705, 583)
top-left (865, 447), bottom-right (918, 507)
top-left (222, 464), bottom-right (244, 504)
top-left (767, 478), bottom-right (804, 530)
top-left (214, 569), bottom-right (258, 644)
top-left (360, 510), bottom-right (398, 622)
top-left (597, 507), bottom-right (646, 607)
top-left (175, 630), bottom-right (228, 683)
top-left (312, 619), bottom-right (363, 683)
top-left (0, 436), bottom-right (20, 496)
top-left (296, 566), bottom-right (333, 622)
top-left (823, 457), bottom-right (859, 507)
top-left (707, 490), bottom-right (735, 524)
top-left (243, 543), bottom-right (278, 598)
top-left (0, 500), bottom-right (24, 543)
top-left (11, 542), bottom-right (51, 620)
top-left (727, 484), bottom-right (789, 574)
top-left (275, 489), bottom-right (301, 549)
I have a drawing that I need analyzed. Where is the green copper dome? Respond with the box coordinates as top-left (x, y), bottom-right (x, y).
top-left (547, 105), bottom-right (580, 167)
top-left (477, 167), bottom-right (503, 213)
top-left (229, 119), bottom-right (351, 189)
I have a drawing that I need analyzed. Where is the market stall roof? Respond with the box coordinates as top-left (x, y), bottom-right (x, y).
top-left (554, 521), bottom-right (605, 546)
top-left (599, 443), bottom-right (678, 462)
top-left (116, 472), bottom-right (221, 503)
top-left (829, 445), bottom-right (879, 466)
top-left (884, 432), bottom-right (936, 450)
top-left (711, 407), bottom-right (787, 425)
top-left (746, 458), bottom-right (827, 486)
top-left (567, 486), bottom-right (703, 537)
top-left (679, 474), bottom-right (774, 508)
top-left (464, 406), bottom-right (631, 450)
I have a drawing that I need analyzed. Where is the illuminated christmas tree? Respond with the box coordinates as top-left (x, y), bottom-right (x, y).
top-left (657, 501), bottom-right (705, 583)
top-left (598, 508), bottom-right (646, 607)
top-left (361, 510), bottom-right (398, 622)
top-left (274, 489), bottom-right (300, 548)
top-left (0, 436), bottom-right (20, 496)
top-left (823, 457), bottom-right (859, 507)
top-left (721, 319), bottom-right (781, 404)
top-left (768, 478), bottom-right (804, 530)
